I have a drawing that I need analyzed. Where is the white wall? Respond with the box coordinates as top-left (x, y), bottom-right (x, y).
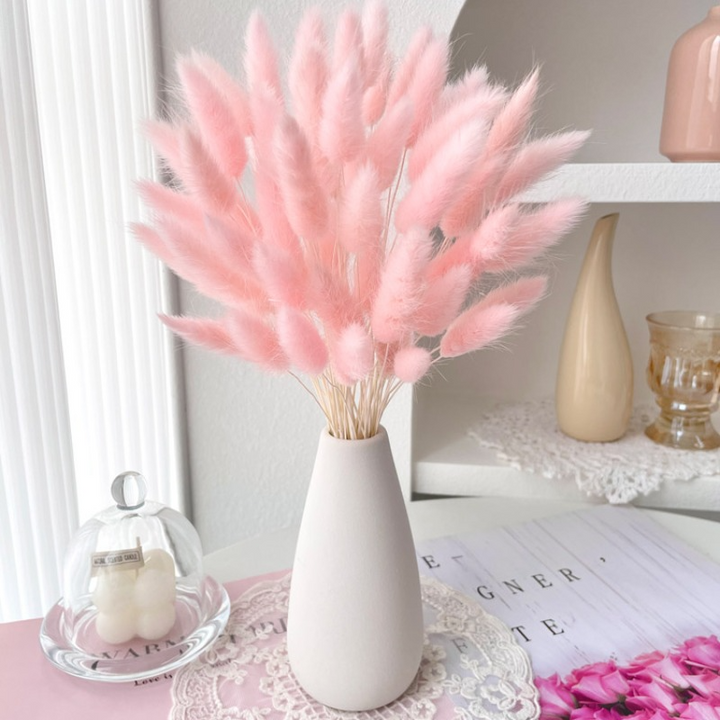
top-left (450, 0), bottom-right (709, 163)
top-left (156, 0), bottom-right (465, 553)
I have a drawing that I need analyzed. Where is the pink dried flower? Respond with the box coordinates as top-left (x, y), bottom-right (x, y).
top-left (135, 179), bottom-right (204, 234)
top-left (370, 227), bottom-right (432, 344)
top-left (319, 55), bottom-right (365, 164)
top-left (393, 345), bottom-right (432, 384)
top-left (136, 2), bottom-right (586, 438)
top-left (332, 323), bottom-right (375, 385)
top-left (288, 8), bottom-right (328, 143)
top-left (159, 314), bottom-right (237, 356)
top-left (414, 264), bottom-right (474, 337)
top-left (365, 97), bottom-right (412, 188)
top-left (405, 35), bottom-right (449, 144)
top-left (386, 26), bottom-right (432, 108)
top-left (276, 307), bottom-right (329, 376)
top-left (178, 127), bottom-right (236, 211)
top-left (361, 0), bottom-right (388, 89)
top-left (191, 52), bottom-right (253, 137)
top-left (177, 56), bottom-right (248, 179)
top-left (332, 9), bottom-right (363, 74)
top-left (394, 119), bottom-right (487, 233)
top-left (440, 302), bottom-right (520, 359)
top-left (274, 116), bottom-right (329, 240)
top-left (337, 163), bottom-right (383, 255)
top-left (244, 11), bottom-right (283, 98)
top-left (227, 308), bottom-right (287, 372)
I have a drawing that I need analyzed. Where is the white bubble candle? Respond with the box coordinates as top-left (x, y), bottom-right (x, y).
top-left (93, 548), bottom-right (176, 644)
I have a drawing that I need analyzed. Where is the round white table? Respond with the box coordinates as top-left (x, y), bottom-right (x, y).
top-left (204, 496), bottom-right (720, 583)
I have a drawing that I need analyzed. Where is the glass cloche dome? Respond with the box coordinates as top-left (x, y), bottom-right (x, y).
top-left (40, 472), bottom-right (229, 681)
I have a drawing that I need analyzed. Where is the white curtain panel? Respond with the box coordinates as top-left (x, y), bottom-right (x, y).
top-left (0, 0), bottom-right (185, 623)
top-left (0, 0), bottom-right (79, 625)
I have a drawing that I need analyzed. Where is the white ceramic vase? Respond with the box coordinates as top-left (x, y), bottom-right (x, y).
top-left (287, 426), bottom-right (424, 711)
top-left (555, 213), bottom-right (634, 442)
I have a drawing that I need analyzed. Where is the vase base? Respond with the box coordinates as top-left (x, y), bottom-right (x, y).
top-left (645, 413), bottom-right (720, 450)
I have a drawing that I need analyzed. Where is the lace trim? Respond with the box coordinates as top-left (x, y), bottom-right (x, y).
top-left (171, 573), bottom-right (538, 720)
top-left (469, 398), bottom-right (720, 504)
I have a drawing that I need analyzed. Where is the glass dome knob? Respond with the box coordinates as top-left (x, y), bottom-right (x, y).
top-left (111, 471), bottom-right (147, 510)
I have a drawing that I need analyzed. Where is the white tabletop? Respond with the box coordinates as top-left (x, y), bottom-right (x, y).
top-left (204, 497), bottom-right (720, 584)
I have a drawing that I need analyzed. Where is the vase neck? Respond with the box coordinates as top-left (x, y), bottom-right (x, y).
top-left (581, 213), bottom-right (618, 275)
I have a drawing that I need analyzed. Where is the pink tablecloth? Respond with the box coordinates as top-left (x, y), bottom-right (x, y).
top-left (0, 571), bottom-right (286, 720)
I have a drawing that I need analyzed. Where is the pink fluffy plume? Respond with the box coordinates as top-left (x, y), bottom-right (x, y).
top-left (135, 2), bottom-right (588, 438)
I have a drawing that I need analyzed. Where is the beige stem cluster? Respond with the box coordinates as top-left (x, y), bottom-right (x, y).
top-left (312, 361), bottom-right (401, 439)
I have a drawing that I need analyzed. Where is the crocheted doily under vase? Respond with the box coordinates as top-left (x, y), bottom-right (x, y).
top-left (170, 572), bottom-right (539, 720)
top-left (469, 398), bottom-right (720, 504)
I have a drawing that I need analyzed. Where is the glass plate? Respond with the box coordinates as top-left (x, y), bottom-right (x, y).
top-left (39, 575), bottom-right (229, 682)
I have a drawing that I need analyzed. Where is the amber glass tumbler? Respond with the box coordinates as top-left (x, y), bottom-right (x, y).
top-left (645, 311), bottom-right (720, 450)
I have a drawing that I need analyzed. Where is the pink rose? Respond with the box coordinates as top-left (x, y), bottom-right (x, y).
top-left (570, 708), bottom-right (623, 720)
top-left (625, 652), bottom-right (665, 678)
top-left (537, 675), bottom-right (577, 719)
top-left (570, 707), bottom-right (599, 720)
top-left (683, 638), bottom-right (720, 671)
top-left (571, 667), bottom-right (630, 705)
top-left (593, 709), bottom-right (624, 720)
top-left (627, 710), bottom-right (673, 720)
top-left (574, 662), bottom-right (618, 680)
top-left (680, 701), bottom-right (720, 720)
top-left (624, 710), bottom-right (674, 720)
top-left (627, 711), bottom-right (654, 720)
top-left (686, 673), bottom-right (720, 699)
top-left (625, 681), bottom-right (684, 715)
top-left (642, 655), bottom-right (693, 689)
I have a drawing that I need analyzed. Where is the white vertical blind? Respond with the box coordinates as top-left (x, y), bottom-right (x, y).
top-left (0, 0), bottom-right (79, 622)
top-left (0, 0), bottom-right (185, 622)
top-left (26, 0), bottom-right (185, 522)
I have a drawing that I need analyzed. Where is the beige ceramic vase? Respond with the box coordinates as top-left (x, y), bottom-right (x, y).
top-left (555, 213), bottom-right (633, 442)
top-left (660, 6), bottom-right (720, 161)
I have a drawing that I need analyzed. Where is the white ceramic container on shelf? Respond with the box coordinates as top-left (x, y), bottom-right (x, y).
top-left (287, 426), bottom-right (424, 711)
top-left (555, 213), bottom-right (634, 442)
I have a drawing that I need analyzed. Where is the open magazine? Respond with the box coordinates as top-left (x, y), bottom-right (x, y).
top-left (415, 505), bottom-right (720, 678)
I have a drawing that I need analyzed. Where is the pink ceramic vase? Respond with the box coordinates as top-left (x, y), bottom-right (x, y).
top-left (660, 6), bottom-right (720, 161)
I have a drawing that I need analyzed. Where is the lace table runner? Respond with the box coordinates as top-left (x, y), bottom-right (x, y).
top-left (469, 398), bottom-right (720, 503)
top-left (171, 572), bottom-right (538, 720)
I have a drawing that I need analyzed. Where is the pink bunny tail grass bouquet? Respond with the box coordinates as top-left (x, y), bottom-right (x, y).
top-left (134, 1), bottom-right (588, 710)
top-left (134, 2), bottom-right (588, 442)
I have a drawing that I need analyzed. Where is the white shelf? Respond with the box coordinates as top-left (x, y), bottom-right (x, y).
top-left (521, 163), bottom-right (720, 203)
top-left (412, 394), bottom-right (720, 511)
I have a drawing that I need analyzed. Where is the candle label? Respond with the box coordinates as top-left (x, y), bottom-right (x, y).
top-left (91, 546), bottom-right (145, 575)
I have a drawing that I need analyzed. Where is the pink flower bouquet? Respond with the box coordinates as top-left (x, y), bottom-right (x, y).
top-left (134, 1), bottom-right (588, 439)
top-left (537, 636), bottom-right (720, 720)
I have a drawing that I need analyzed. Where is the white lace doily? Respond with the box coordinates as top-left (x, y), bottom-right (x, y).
top-left (171, 572), bottom-right (538, 720)
top-left (469, 398), bottom-right (720, 504)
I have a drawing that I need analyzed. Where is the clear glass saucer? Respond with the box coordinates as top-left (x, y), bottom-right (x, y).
top-left (40, 574), bottom-right (230, 682)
